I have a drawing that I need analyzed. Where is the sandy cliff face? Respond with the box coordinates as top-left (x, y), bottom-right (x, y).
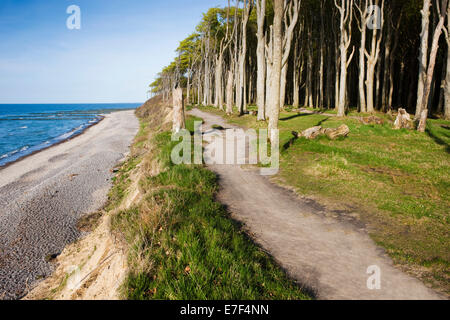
top-left (24, 96), bottom-right (172, 300)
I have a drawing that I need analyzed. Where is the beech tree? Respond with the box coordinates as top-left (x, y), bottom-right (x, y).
top-left (415, 0), bottom-right (432, 120)
top-left (255, 0), bottom-right (266, 120)
top-left (335, 0), bottom-right (355, 117)
top-left (151, 0), bottom-right (450, 131)
top-left (418, 0), bottom-right (449, 132)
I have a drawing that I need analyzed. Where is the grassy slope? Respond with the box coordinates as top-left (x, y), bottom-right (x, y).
top-left (108, 98), bottom-right (312, 300)
top-left (197, 105), bottom-right (450, 296)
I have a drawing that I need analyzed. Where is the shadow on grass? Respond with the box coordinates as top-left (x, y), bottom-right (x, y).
top-left (426, 127), bottom-right (450, 153)
top-left (280, 113), bottom-right (314, 121)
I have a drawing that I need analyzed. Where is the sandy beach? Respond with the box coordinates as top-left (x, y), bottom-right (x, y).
top-left (0, 110), bottom-right (139, 300)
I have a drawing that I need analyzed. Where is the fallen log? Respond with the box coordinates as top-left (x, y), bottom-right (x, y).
top-left (361, 115), bottom-right (384, 125)
top-left (323, 124), bottom-right (350, 140)
top-left (300, 124), bottom-right (350, 140)
top-left (301, 126), bottom-right (323, 139)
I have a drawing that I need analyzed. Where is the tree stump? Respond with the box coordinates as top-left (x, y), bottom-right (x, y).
top-left (172, 87), bottom-right (185, 133)
top-left (393, 108), bottom-right (413, 129)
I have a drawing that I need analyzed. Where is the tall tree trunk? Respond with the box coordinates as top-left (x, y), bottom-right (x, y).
top-left (418, 0), bottom-right (448, 131)
top-left (335, 0), bottom-right (355, 117)
top-left (237, 0), bottom-right (253, 115)
top-left (279, 0), bottom-right (301, 109)
top-left (226, 69), bottom-right (234, 115)
top-left (381, 15), bottom-right (392, 112)
top-left (318, 0), bottom-right (325, 109)
top-left (415, 0), bottom-right (432, 119)
top-left (256, 0), bottom-right (266, 120)
top-left (267, 0), bottom-right (283, 143)
top-left (444, 3), bottom-right (450, 119)
top-left (445, 48), bottom-right (450, 119)
top-left (356, 0), bottom-right (368, 112)
top-left (365, 0), bottom-right (384, 113)
top-left (203, 31), bottom-right (211, 106)
top-left (214, 56), bottom-right (224, 109)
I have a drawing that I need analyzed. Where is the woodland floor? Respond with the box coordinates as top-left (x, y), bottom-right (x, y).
top-left (190, 106), bottom-right (449, 299)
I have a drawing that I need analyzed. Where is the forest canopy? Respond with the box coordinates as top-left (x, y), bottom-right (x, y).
top-left (150, 0), bottom-right (450, 133)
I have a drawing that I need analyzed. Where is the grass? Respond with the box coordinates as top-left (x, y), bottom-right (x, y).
top-left (110, 113), bottom-right (312, 300)
top-left (197, 105), bottom-right (450, 296)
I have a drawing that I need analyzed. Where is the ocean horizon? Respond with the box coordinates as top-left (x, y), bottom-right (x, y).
top-left (0, 103), bottom-right (141, 167)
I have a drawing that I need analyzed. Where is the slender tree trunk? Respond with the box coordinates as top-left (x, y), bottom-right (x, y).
top-left (256, 0), bottom-right (266, 120)
top-left (267, 0), bottom-right (283, 143)
top-left (356, 0), bottom-right (368, 112)
top-left (280, 64), bottom-right (288, 108)
top-left (382, 17), bottom-right (392, 112)
top-left (226, 69), bottom-right (234, 114)
top-left (279, 0), bottom-right (300, 109)
top-left (365, 0), bottom-right (384, 113)
top-left (444, 3), bottom-right (450, 119)
top-left (415, 0), bottom-right (432, 119)
top-left (335, 0), bottom-right (355, 117)
top-left (418, 0), bottom-right (448, 131)
top-left (445, 47), bottom-right (450, 119)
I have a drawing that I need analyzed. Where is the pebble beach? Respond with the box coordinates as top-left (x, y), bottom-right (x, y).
top-left (0, 110), bottom-right (139, 299)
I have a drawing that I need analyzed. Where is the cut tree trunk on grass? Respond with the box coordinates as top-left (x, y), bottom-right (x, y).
top-left (301, 126), bottom-right (323, 139)
top-left (393, 108), bottom-right (413, 129)
top-left (301, 125), bottom-right (350, 140)
top-left (323, 125), bottom-right (350, 140)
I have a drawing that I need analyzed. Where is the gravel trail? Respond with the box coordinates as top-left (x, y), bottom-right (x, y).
top-left (0, 110), bottom-right (139, 300)
top-left (189, 108), bottom-right (443, 300)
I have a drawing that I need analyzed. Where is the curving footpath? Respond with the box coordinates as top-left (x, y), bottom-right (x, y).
top-left (190, 108), bottom-right (443, 300)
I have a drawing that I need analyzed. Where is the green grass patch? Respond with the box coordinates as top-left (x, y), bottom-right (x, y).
top-left (111, 115), bottom-right (312, 300)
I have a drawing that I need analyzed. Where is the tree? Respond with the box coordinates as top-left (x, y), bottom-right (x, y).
top-left (365, 0), bottom-right (384, 113)
top-left (236, 0), bottom-right (254, 115)
top-left (418, 0), bottom-right (449, 132)
top-left (267, 0), bottom-right (283, 143)
top-left (279, 0), bottom-right (301, 109)
top-left (335, 0), bottom-right (355, 117)
top-left (255, 0), bottom-right (266, 120)
top-left (356, 0), bottom-right (369, 112)
top-left (444, 2), bottom-right (450, 120)
top-left (415, 0), bottom-right (432, 119)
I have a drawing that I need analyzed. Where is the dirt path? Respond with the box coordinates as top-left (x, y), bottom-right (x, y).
top-left (190, 108), bottom-right (443, 300)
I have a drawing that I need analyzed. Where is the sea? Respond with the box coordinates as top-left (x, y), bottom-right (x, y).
top-left (0, 103), bottom-right (141, 167)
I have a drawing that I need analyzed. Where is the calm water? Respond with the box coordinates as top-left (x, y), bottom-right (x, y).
top-left (0, 103), bottom-right (141, 167)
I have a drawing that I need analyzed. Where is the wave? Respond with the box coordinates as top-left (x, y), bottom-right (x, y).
top-left (0, 107), bottom-right (111, 167)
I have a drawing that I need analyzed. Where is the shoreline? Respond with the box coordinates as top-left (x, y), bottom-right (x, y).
top-left (0, 110), bottom-right (140, 300)
top-left (0, 115), bottom-right (105, 171)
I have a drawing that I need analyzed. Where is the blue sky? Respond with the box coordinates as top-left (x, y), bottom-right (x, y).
top-left (0, 0), bottom-right (228, 103)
